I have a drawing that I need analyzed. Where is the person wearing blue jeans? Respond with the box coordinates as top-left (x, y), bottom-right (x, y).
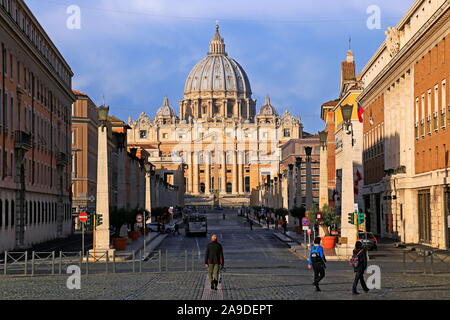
top-left (308, 237), bottom-right (327, 292)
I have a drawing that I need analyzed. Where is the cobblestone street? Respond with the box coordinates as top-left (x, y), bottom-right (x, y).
top-left (0, 210), bottom-right (449, 300)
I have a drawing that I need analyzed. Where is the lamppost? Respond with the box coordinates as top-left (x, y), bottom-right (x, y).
top-left (318, 130), bottom-right (329, 210)
top-left (295, 157), bottom-right (302, 208)
top-left (92, 105), bottom-right (112, 257)
top-left (304, 146), bottom-right (313, 212)
top-left (144, 162), bottom-right (155, 223)
top-left (340, 103), bottom-right (357, 248)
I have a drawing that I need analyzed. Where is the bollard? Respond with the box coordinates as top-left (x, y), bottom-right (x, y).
top-left (185, 250), bottom-right (187, 272)
top-left (51, 252), bottom-right (55, 275)
top-left (139, 250), bottom-right (143, 273)
top-left (24, 251), bottom-right (28, 275)
top-left (31, 252), bottom-right (35, 276)
top-left (165, 249), bottom-right (168, 272)
top-left (132, 251), bottom-right (135, 273)
top-left (59, 251), bottom-right (62, 274)
top-left (112, 251), bottom-right (116, 274)
top-left (430, 253), bottom-right (434, 275)
top-left (106, 252), bottom-right (109, 274)
top-left (85, 252), bottom-right (89, 275)
top-left (79, 251), bottom-right (82, 272)
top-left (3, 251), bottom-right (7, 275)
top-left (159, 250), bottom-right (162, 272)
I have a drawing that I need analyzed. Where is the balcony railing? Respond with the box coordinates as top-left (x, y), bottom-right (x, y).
top-left (14, 130), bottom-right (32, 151)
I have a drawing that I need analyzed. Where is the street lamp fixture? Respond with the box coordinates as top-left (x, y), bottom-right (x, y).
top-left (319, 130), bottom-right (328, 149)
top-left (97, 106), bottom-right (109, 127)
top-left (295, 157), bottom-right (302, 168)
top-left (304, 146), bottom-right (312, 157)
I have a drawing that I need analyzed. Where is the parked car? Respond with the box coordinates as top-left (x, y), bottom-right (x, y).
top-left (146, 222), bottom-right (175, 233)
top-left (358, 231), bottom-right (378, 250)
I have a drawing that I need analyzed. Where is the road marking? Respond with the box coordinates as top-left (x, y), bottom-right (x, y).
top-left (195, 237), bottom-right (201, 258)
top-left (247, 234), bottom-right (255, 241)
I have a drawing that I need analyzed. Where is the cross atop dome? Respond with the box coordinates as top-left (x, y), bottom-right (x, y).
top-left (209, 23), bottom-right (226, 55)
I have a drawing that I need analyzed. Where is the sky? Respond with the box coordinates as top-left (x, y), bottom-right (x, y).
top-left (25, 0), bottom-right (415, 133)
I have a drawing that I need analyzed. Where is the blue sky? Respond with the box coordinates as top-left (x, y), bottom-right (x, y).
top-left (25, 0), bottom-right (414, 133)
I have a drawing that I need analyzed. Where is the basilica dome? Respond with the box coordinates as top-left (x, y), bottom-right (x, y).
top-left (156, 97), bottom-right (177, 118)
top-left (184, 25), bottom-right (252, 98)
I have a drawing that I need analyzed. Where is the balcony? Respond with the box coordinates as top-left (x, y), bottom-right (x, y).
top-left (14, 130), bottom-right (32, 151)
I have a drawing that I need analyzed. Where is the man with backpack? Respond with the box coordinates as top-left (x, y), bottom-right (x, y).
top-left (350, 241), bottom-right (370, 295)
top-left (308, 237), bottom-right (327, 292)
top-left (204, 234), bottom-right (224, 290)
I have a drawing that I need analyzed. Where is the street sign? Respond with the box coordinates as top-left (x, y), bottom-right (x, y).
top-left (354, 203), bottom-right (359, 212)
top-left (79, 212), bottom-right (88, 223)
top-left (169, 207), bottom-right (173, 214)
top-left (301, 217), bottom-right (310, 226)
top-left (89, 195), bottom-right (95, 202)
top-left (302, 226), bottom-right (309, 231)
top-left (307, 229), bottom-right (312, 235)
top-left (136, 214), bottom-right (143, 223)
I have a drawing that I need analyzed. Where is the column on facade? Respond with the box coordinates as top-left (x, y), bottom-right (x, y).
top-left (222, 100), bottom-right (227, 118)
top-left (193, 151), bottom-right (199, 194)
top-left (205, 151), bottom-right (211, 195)
top-left (238, 151), bottom-right (244, 194)
top-left (232, 150), bottom-right (238, 194)
top-left (187, 151), bottom-right (193, 194)
top-left (221, 151), bottom-right (226, 193)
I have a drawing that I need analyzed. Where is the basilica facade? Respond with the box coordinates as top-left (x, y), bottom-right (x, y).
top-left (127, 25), bottom-right (303, 206)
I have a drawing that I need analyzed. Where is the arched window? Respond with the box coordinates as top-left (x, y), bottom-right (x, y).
top-left (200, 183), bottom-right (205, 194)
top-left (226, 183), bottom-right (232, 194)
top-left (245, 177), bottom-right (251, 193)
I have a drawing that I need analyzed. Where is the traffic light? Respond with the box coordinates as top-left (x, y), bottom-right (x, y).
top-left (348, 212), bottom-right (354, 225)
top-left (96, 213), bottom-right (103, 226)
top-left (87, 213), bottom-right (92, 226)
top-left (357, 212), bottom-right (365, 224)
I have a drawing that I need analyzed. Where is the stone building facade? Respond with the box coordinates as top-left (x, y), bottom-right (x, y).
top-left (0, 0), bottom-right (74, 252)
top-left (127, 25), bottom-right (303, 207)
top-left (359, 0), bottom-right (450, 248)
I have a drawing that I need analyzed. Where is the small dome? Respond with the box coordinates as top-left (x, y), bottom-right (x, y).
top-left (156, 97), bottom-right (178, 118)
top-left (259, 96), bottom-right (278, 116)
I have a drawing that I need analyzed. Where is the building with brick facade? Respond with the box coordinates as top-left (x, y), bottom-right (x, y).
top-left (0, 0), bottom-right (74, 252)
top-left (127, 25), bottom-right (303, 207)
top-left (359, 0), bottom-right (449, 249)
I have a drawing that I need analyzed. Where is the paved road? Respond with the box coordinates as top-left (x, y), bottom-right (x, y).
top-left (0, 209), bottom-right (450, 300)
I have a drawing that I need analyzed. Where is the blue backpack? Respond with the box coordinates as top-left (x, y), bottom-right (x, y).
top-left (310, 246), bottom-right (323, 263)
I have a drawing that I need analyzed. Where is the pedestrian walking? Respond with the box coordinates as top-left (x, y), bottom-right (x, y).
top-left (282, 219), bottom-right (287, 234)
top-left (308, 237), bottom-right (327, 292)
top-left (174, 223), bottom-right (180, 235)
top-left (204, 234), bottom-right (224, 290)
top-left (223, 213), bottom-right (226, 220)
top-left (266, 216), bottom-right (270, 229)
top-left (351, 241), bottom-right (370, 295)
top-left (249, 218), bottom-right (253, 231)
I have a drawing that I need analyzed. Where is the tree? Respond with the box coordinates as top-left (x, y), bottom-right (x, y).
top-left (320, 205), bottom-right (340, 236)
top-left (290, 206), bottom-right (306, 225)
top-left (110, 207), bottom-right (127, 238)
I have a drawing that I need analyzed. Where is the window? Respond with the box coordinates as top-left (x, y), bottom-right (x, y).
top-left (5, 200), bottom-right (9, 228)
top-left (226, 183), bottom-right (232, 194)
top-left (162, 133), bottom-right (168, 139)
top-left (139, 130), bottom-right (147, 139)
top-left (283, 129), bottom-right (291, 137)
top-left (245, 177), bottom-right (250, 193)
top-left (442, 80), bottom-right (447, 128)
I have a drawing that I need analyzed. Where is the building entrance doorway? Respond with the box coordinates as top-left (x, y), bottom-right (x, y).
top-left (418, 190), bottom-right (431, 244)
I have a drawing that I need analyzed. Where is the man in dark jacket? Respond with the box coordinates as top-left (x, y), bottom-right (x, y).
top-left (352, 241), bottom-right (370, 295)
top-left (204, 234), bottom-right (224, 290)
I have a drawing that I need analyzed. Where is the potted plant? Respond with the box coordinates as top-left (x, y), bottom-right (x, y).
top-left (110, 207), bottom-right (128, 250)
top-left (319, 205), bottom-right (340, 249)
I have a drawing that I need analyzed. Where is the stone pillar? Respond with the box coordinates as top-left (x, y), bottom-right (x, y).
top-left (187, 151), bottom-right (193, 194)
top-left (232, 151), bottom-right (238, 194)
top-left (193, 151), bottom-right (199, 194)
top-left (319, 144), bottom-right (329, 209)
top-left (205, 152), bottom-right (211, 194)
top-left (238, 151), bottom-right (244, 194)
top-left (221, 151), bottom-right (226, 193)
top-left (340, 129), bottom-right (357, 247)
top-left (222, 100), bottom-right (227, 118)
top-left (116, 147), bottom-right (126, 209)
top-left (93, 125), bottom-right (112, 253)
top-left (145, 173), bottom-right (152, 222)
top-left (305, 158), bottom-right (313, 211)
